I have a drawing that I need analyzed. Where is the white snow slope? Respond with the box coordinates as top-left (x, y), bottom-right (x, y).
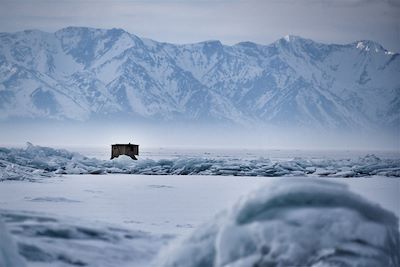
top-left (0, 27), bottom-right (399, 130)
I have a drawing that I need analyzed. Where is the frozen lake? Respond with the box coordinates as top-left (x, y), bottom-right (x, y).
top-left (0, 145), bottom-right (399, 266)
top-left (2, 144), bottom-right (399, 180)
top-left (68, 145), bottom-right (400, 161)
top-left (1, 174), bottom-right (399, 266)
top-left (1, 174), bottom-right (268, 235)
top-left (1, 174), bottom-right (399, 234)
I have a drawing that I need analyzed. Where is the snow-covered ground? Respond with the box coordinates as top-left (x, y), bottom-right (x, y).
top-left (156, 179), bottom-right (400, 267)
top-left (0, 144), bottom-right (399, 266)
top-left (1, 174), bottom-right (399, 234)
top-left (1, 175), bottom-right (399, 266)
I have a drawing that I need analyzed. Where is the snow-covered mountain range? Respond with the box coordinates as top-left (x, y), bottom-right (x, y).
top-left (0, 27), bottom-right (398, 130)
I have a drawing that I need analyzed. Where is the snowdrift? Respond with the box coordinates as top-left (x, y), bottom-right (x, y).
top-left (1, 143), bottom-right (399, 181)
top-left (0, 218), bottom-right (26, 267)
top-left (1, 210), bottom-right (171, 267)
top-left (155, 179), bottom-right (400, 267)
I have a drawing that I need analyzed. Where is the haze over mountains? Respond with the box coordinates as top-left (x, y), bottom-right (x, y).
top-left (0, 27), bottom-right (398, 131)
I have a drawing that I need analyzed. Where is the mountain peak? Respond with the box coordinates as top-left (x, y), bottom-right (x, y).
top-left (0, 27), bottom-right (398, 131)
top-left (283, 35), bottom-right (302, 42)
top-left (56, 26), bottom-right (101, 34)
top-left (354, 40), bottom-right (386, 53)
top-left (194, 40), bottom-right (224, 54)
top-left (199, 40), bottom-right (223, 46)
top-left (55, 26), bottom-right (130, 37)
top-left (275, 35), bottom-right (316, 47)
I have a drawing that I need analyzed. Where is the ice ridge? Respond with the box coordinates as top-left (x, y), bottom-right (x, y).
top-left (1, 143), bottom-right (399, 181)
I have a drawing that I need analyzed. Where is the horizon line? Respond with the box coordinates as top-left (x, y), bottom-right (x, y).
top-left (0, 26), bottom-right (395, 53)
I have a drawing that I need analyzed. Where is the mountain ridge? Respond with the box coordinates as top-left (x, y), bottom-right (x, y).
top-left (0, 27), bottom-right (398, 131)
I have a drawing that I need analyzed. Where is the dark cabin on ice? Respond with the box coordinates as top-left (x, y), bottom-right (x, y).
top-left (111, 143), bottom-right (139, 160)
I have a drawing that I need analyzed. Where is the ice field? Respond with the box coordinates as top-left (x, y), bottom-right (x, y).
top-left (1, 143), bottom-right (399, 181)
top-left (0, 144), bottom-right (399, 266)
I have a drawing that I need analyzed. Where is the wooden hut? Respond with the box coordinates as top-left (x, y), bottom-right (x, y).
top-left (111, 143), bottom-right (139, 160)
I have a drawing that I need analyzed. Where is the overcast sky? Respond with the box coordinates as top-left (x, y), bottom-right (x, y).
top-left (0, 0), bottom-right (399, 52)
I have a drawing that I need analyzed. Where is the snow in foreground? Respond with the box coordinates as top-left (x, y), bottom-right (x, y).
top-left (156, 179), bottom-right (400, 267)
top-left (1, 178), bottom-right (399, 267)
top-left (0, 210), bottom-right (171, 267)
top-left (1, 143), bottom-right (399, 181)
top-left (0, 219), bottom-right (26, 267)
